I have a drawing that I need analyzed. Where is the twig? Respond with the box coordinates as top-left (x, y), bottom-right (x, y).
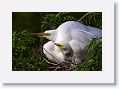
top-left (48, 67), bottom-right (59, 69)
top-left (63, 61), bottom-right (77, 65)
top-left (66, 64), bottom-right (76, 71)
top-left (54, 65), bottom-right (61, 71)
top-left (78, 12), bottom-right (93, 22)
top-left (43, 58), bottom-right (58, 66)
top-left (40, 45), bottom-right (77, 71)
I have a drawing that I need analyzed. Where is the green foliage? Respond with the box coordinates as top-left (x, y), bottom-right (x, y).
top-left (41, 12), bottom-right (77, 30)
top-left (12, 12), bottom-right (102, 71)
top-left (12, 54), bottom-right (49, 71)
top-left (80, 12), bottom-right (102, 28)
top-left (12, 30), bottom-right (37, 58)
top-left (75, 38), bottom-right (102, 71)
top-left (12, 30), bottom-right (49, 71)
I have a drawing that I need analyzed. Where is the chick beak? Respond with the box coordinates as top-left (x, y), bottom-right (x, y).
top-left (54, 43), bottom-right (66, 50)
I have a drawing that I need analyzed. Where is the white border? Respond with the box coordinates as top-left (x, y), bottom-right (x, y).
top-left (0, 0), bottom-right (114, 83)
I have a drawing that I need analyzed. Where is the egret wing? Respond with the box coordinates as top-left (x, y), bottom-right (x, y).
top-left (69, 40), bottom-right (88, 63)
top-left (71, 29), bottom-right (92, 45)
top-left (86, 26), bottom-right (102, 37)
top-left (71, 27), bottom-right (102, 45)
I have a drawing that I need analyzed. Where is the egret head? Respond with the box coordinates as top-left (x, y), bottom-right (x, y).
top-left (54, 42), bottom-right (74, 62)
top-left (30, 30), bottom-right (57, 42)
top-left (54, 42), bottom-right (73, 55)
top-left (54, 42), bottom-right (66, 51)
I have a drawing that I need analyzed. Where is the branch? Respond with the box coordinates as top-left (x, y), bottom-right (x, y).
top-left (78, 12), bottom-right (93, 22)
top-left (43, 58), bottom-right (58, 66)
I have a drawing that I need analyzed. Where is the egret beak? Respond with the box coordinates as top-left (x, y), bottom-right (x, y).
top-left (30, 32), bottom-right (51, 37)
top-left (54, 43), bottom-right (66, 50)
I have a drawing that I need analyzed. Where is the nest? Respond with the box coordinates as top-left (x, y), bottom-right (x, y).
top-left (43, 47), bottom-right (77, 71)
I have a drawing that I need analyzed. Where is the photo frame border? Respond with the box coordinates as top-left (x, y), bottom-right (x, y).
top-left (0, 0), bottom-right (114, 83)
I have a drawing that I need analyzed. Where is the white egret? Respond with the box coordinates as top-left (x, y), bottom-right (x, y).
top-left (43, 41), bottom-right (64, 63)
top-left (54, 21), bottom-right (102, 63)
top-left (31, 21), bottom-right (102, 63)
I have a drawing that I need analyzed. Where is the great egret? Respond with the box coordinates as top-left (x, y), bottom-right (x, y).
top-left (54, 21), bottom-right (102, 63)
top-left (31, 21), bottom-right (102, 63)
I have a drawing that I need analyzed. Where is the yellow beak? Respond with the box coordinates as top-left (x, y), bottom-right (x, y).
top-left (54, 43), bottom-right (66, 50)
top-left (30, 32), bottom-right (51, 37)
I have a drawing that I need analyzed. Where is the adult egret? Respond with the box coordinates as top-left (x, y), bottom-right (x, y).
top-left (31, 21), bottom-right (102, 63)
top-left (54, 21), bottom-right (102, 63)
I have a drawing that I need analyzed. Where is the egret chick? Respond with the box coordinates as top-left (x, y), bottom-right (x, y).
top-left (43, 41), bottom-right (64, 63)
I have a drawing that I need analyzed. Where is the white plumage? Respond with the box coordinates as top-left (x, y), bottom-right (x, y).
top-left (31, 21), bottom-right (102, 63)
top-left (54, 21), bottom-right (102, 63)
top-left (43, 41), bottom-right (64, 63)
